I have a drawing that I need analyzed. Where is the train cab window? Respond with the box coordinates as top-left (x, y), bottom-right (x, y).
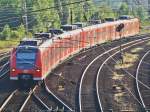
top-left (16, 47), bottom-right (38, 69)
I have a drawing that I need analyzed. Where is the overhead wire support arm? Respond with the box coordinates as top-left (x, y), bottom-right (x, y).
top-left (22, 0), bottom-right (28, 36)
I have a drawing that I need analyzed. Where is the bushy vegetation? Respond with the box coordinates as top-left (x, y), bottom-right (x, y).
top-left (0, 0), bottom-right (149, 48)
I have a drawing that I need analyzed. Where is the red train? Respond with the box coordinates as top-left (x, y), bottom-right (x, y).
top-left (10, 18), bottom-right (140, 81)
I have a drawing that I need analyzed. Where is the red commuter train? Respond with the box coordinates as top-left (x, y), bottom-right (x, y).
top-left (10, 18), bottom-right (140, 81)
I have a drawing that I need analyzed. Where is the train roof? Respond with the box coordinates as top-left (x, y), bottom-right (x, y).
top-left (19, 38), bottom-right (42, 46)
top-left (39, 18), bottom-right (139, 51)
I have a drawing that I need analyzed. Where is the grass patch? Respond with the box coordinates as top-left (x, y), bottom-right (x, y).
top-left (130, 48), bottom-right (143, 53)
top-left (114, 92), bottom-right (125, 103)
top-left (0, 40), bottom-right (18, 51)
top-left (115, 53), bottom-right (138, 69)
top-left (140, 20), bottom-right (150, 34)
top-left (140, 29), bottom-right (150, 34)
top-left (112, 72), bottom-right (124, 80)
top-left (146, 41), bottom-right (150, 46)
top-left (141, 20), bottom-right (150, 27)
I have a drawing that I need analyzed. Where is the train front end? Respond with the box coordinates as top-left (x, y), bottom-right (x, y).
top-left (10, 41), bottom-right (42, 84)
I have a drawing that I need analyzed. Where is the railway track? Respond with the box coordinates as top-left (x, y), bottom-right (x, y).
top-left (136, 50), bottom-right (150, 111)
top-left (45, 34), bottom-right (150, 111)
top-left (78, 36), bottom-right (150, 112)
top-left (0, 34), bottom-right (150, 111)
top-left (0, 89), bottom-right (32, 112)
top-left (0, 86), bottom-right (37, 112)
top-left (0, 51), bottom-right (10, 66)
top-left (21, 80), bottom-right (73, 112)
top-left (31, 81), bottom-right (73, 111)
top-left (96, 39), bottom-right (150, 111)
top-left (0, 51), bottom-right (10, 79)
top-left (0, 52), bottom-right (9, 58)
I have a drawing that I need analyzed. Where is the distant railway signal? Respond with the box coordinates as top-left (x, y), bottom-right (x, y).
top-left (116, 23), bottom-right (125, 64)
top-left (116, 23), bottom-right (124, 32)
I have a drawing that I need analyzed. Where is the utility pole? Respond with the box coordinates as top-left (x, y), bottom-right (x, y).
top-left (70, 8), bottom-right (73, 24)
top-left (22, 0), bottom-right (28, 37)
top-left (148, 0), bottom-right (150, 14)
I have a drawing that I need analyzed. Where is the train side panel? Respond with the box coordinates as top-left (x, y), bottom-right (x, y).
top-left (10, 18), bottom-right (140, 81)
top-left (36, 18), bottom-right (140, 80)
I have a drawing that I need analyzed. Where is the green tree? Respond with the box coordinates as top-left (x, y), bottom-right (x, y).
top-left (32, 0), bottom-right (60, 32)
top-left (136, 6), bottom-right (148, 21)
top-left (97, 4), bottom-right (115, 20)
top-left (83, 1), bottom-right (97, 21)
top-left (17, 24), bottom-right (25, 39)
top-left (0, 0), bottom-right (22, 31)
top-left (54, 0), bottom-right (69, 25)
top-left (119, 3), bottom-right (130, 15)
top-left (11, 31), bottom-right (19, 39)
top-left (2, 24), bottom-right (11, 40)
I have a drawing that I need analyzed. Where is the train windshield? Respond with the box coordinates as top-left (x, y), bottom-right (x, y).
top-left (16, 48), bottom-right (37, 69)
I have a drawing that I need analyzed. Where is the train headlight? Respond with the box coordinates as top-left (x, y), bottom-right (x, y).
top-left (36, 69), bottom-right (40, 72)
top-left (12, 68), bottom-right (16, 72)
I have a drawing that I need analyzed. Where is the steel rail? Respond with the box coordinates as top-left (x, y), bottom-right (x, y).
top-left (79, 36), bottom-right (150, 112)
top-left (0, 52), bottom-right (9, 57)
top-left (32, 93), bottom-right (52, 111)
top-left (0, 89), bottom-right (18, 111)
top-left (43, 80), bottom-right (74, 112)
top-left (136, 50), bottom-right (150, 111)
top-left (0, 55), bottom-right (10, 61)
top-left (0, 86), bottom-right (38, 112)
top-left (19, 86), bottom-right (37, 112)
top-left (0, 61), bottom-right (10, 79)
top-left (0, 61), bottom-right (9, 72)
top-left (96, 38), bottom-right (150, 112)
top-left (0, 70), bottom-right (9, 79)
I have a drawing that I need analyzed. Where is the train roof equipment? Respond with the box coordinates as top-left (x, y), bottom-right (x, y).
top-left (88, 20), bottom-right (102, 25)
top-left (49, 29), bottom-right (64, 35)
top-left (72, 22), bottom-right (87, 28)
top-left (118, 15), bottom-right (134, 20)
top-left (19, 38), bottom-right (43, 46)
top-left (61, 24), bottom-right (78, 31)
top-left (19, 32), bottom-right (52, 47)
top-left (104, 17), bottom-right (116, 22)
top-left (34, 32), bottom-right (52, 39)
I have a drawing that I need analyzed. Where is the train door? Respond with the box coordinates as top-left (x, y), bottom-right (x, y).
top-left (98, 27), bottom-right (102, 43)
top-left (85, 30), bottom-right (90, 47)
top-left (49, 46), bottom-right (52, 70)
top-left (51, 43), bottom-right (55, 67)
top-left (109, 25), bottom-right (113, 40)
top-left (112, 25), bottom-right (116, 40)
top-left (80, 29), bottom-right (85, 49)
top-left (70, 35), bottom-right (74, 54)
top-left (90, 29), bottom-right (95, 46)
top-left (101, 27), bottom-right (106, 42)
top-left (58, 42), bottom-right (61, 63)
top-left (93, 29), bottom-right (97, 45)
top-left (63, 38), bottom-right (67, 59)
